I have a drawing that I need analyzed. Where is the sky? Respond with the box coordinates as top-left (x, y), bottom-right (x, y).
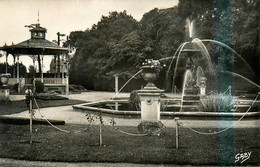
top-left (0, 0), bottom-right (178, 72)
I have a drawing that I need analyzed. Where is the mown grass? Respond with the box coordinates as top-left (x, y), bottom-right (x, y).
top-left (0, 99), bottom-right (86, 115)
top-left (0, 123), bottom-right (259, 166)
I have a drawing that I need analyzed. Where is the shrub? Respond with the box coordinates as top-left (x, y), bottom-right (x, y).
top-left (128, 90), bottom-right (141, 111)
top-left (12, 83), bottom-right (19, 93)
top-left (199, 93), bottom-right (234, 112)
top-left (35, 80), bottom-right (44, 93)
top-left (69, 84), bottom-right (87, 93)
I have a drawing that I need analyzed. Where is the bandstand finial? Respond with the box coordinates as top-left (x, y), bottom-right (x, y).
top-left (37, 10), bottom-right (40, 23)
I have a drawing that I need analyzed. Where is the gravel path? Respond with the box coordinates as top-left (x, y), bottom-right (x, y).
top-left (4, 92), bottom-right (260, 128)
top-left (2, 158), bottom-right (250, 167)
top-left (0, 158), bottom-right (167, 167)
top-left (4, 104), bottom-right (260, 128)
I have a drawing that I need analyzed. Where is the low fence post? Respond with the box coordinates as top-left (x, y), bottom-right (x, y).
top-left (99, 114), bottom-right (103, 147)
top-left (174, 117), bottom-right (180, 149)
top-left (99, 123), bottom-right (102, 147)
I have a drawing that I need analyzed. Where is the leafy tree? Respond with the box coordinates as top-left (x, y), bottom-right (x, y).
top-left (104, 30), bottom-right (160, 79)
top-left (28, 65), bottom-right (36, 78)
top-left (140, 7), bottom-right (185, 58)
top-left (0, 63), bottom-right (10, 74)
top-left (68, 11), bottom-right (139, 90)
top-left (67, 1), bottom-right (260, 90)
top-left (0, 51), bottom-right (4, 58)
top-left (231, 0), bottom-right (260, 81)
top-left (0, 63), bottom-right (27, 77)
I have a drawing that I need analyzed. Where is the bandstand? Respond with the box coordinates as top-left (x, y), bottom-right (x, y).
top-left (0, 23), bottom-right (70, 94)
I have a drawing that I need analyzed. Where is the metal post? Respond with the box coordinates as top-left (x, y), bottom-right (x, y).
top-left (57, 32), bottom-right (60, 46)
top-left (115, 74), bottom-right (118, 111)
top-left (29, 92), bottom-right (33, 144)
top-left (57, 32), bottom-right (65, 47)
top-left (175, 117), bottom-right (179, 149)
top-left (115, 75), bottom-right (118, 93)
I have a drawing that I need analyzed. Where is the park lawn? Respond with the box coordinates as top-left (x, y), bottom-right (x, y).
top-left (0, 123), bottom-right (259, 166)
top-left (0, 99), bottom-right (86, 115)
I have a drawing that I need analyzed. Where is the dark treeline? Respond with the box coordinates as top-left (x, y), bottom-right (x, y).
top-left (0, 63), bottom-right (27, 78)
top-left (67, 0), bottom-right (260, 91)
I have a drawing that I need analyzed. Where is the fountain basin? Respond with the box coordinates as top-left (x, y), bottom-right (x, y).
top-left (72, 97), bottom-right (260, 119)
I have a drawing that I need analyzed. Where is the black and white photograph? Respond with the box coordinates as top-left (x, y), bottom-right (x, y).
top-left (0, 0), bottom-right (259, 166)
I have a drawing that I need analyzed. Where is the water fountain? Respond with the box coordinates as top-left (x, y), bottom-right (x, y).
top-left (73, 17), bottom-right (260, 131)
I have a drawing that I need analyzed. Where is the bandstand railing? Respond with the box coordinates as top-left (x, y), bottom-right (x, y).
top-left (42, 78), bottom-right (65, 85)
top-left (24, 78), bottom-right (66, 85)
top-left (8, 77), bottom-right (68, 94)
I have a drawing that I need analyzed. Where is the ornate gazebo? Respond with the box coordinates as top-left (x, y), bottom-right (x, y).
top-left (0, 23), bottom-right (70, 94)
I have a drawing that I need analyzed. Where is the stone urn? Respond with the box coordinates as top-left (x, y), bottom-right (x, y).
top-left (138, 59), bottom-right (164, 134)
top-left (141, 59), bottom-right (162, 89)
top-left (0, 73), bottom-right (11, 87)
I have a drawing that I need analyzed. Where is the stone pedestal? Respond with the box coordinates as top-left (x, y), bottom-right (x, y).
top-left (182, 87), bottom-right (200, 112)
top-left (184, 86), bottom-right (199, 95)
top-left (137, 85), bottom-right (164, 134)
top-left (0, 88), bottom-right (10, 100)
top-left (200, 86), bottom-right (206, 96)
top-left (199, 77), bottom-right (207, 96)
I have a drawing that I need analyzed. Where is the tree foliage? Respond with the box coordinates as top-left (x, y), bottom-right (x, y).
top-left (68, 1), bottom-right (260, 91)
top-left (0, 63), bottom-right (27, 77)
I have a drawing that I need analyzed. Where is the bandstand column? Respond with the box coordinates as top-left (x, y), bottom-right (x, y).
top-left (65, 55), bottom-right (69, 95)
top-left (17, 55), bottom-right (21, 93)
top-left (32, 56), bottom-right (35, 67)
top-left (5, 53), bottom-right (8, 73)
top-left (54, 55), bottom-right (57, 78)
top-left (33, 56), bottom-right (36, 78)
top-left (66, 73), bottom-right (69, 95)
top-left (17, 55), bottom-right (20, 82)
top-left (61, 56), bottom-right (64, 82)
top-left (37, 54), bottom-right (42, 81)
top-left (57, 55), bottom-right (61, 78)
top-left (12, 54), bottom-right (16, 78)
top-left (41, 55), bottom-right (44, 82)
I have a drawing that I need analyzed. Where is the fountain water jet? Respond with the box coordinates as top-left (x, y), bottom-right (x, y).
top-left (191, 38), bottom-right (214, 74)
top-left (186, 18), bottom-right (195, 39)
top-left (200, 39), bottom-right (255, 75)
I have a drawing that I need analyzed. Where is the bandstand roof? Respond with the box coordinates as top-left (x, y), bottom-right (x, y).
top-left (0, 38), bottom-right (68, 55)
top-left (0, 23), bottom-right (69, 55)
